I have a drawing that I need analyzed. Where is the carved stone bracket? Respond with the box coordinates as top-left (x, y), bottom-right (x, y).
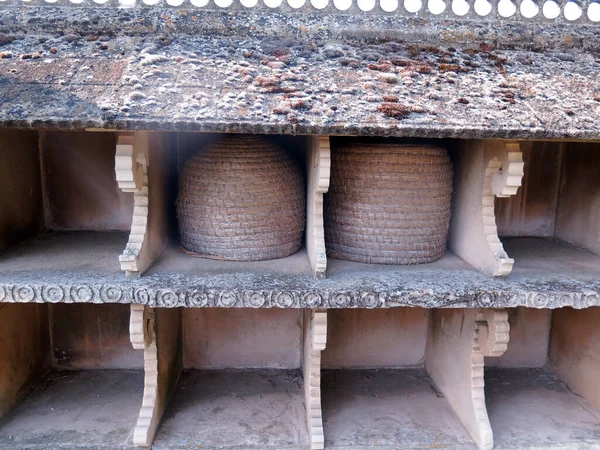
top-left (426, 308), bottom-right (510, 450)
top-left (306, 136), bottom-right (331, 279)
top-left (130, 305), bottom-right (182, 448)
top-left (303, 309), bottom-right (327, 449)
top-left (130, 303), bottom-right (153, 350)
top-left (476, 309), bottom-right (510, 357)
top-left (449, 140), bottom-right (524, 277)
top-left (483, 142), bottom-right (524, 275)
top-left (130, 304), bottom-right (159, 447)
top-left (115, 132), bottom-right (155, 276)
top-left (491, 143), bottom-right (525, 198)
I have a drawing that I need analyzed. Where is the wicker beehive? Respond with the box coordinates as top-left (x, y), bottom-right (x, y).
top-left (177, 135), bottom-right (305, 261)
top-left (324, 142), bottom-right (453, 265)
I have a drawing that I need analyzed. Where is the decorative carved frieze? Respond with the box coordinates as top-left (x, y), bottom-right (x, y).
top-left (0, 283), bottom-right (598, 309)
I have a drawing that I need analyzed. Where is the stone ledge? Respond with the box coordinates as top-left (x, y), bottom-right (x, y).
top-left (0, 283), bottom-right (598, 309)
top-left (0, 233), bottom-right (598, 309)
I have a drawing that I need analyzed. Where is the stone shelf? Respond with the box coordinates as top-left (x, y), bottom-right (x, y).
top-left (4, 369), bottom-right (600, 450)
top-left (0, 370), bottom-right (142, 450)
top-left (502, 238), bottom-right (600, 283)
top-left (321, 369), bottom-right (478, 449)
top-left (152, 370), bottom-right (309, 450)
top-left (0, 232), bottom-right (599, 308)
top-left (0, 231), bottom-right (126, 283)
top-left (486, 368), bottom-right (600, 450)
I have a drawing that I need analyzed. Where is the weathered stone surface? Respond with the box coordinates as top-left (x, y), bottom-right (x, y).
top-left (0, 8), bottom-right (598, 140)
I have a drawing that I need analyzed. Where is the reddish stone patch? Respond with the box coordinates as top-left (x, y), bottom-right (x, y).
top-left (368, 62), bottom-right (393, 72)
top-left (378, 103), bottom-right (419, 119)
top-left (0, 34), bottom-right (13, 46)
top-left (391, 59), bottom-right (432, 74)
top-left (439, 64), bottom-right (461, 72)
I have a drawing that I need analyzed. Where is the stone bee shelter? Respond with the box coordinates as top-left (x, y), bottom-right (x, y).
top-left (0, 0), bottom-right (599, 448)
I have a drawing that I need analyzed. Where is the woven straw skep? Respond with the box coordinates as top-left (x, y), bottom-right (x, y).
top-left (325, 142), bottom-right (453, 265)
top-left (177, 135), bottom-right (305, 261)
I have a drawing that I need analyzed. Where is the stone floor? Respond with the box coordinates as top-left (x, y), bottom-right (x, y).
top-left (2, 367), bottom-right (600, 449)
top-left (487, 368), bottom-right (600, 450)
top-left (153, 370), bottom-right (309, 450)
top-left (0, 370), bottom-right (142, 449)
top-left (322, 369), bottom-right (477, 449)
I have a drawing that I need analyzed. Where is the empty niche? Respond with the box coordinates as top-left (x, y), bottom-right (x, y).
top-left (320, 308), bottom-right (478, 449)
top-left (0, 303), bottom-right (143, 449)
top-left (495, 141), bottom-right (600, 283)
top-left (486, 307), bottom-right (600, 449)
top-left (0, 130), bottom-right (141, 296)
top-left (152, 308), bottom-right (308, 449)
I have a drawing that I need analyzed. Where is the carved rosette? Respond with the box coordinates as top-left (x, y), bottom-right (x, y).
top-left (330, 292), bottom-right (352, 308)
top-left (157, 289), bottom-right (180, 308)
top-left (303, 292), bottom-right (323, 308)
top-left (360, 291), bottom-right (380, 308)
top-left (134, 288), bottom-right (151, 305)
top-left (187, 290), bottom-right (209, 307)
top-left (71, 285), bottom-right (94, 303)
top-left (13, 285), bottom-right (35, 303)
top-left (244, 291), bottom-right (268, 308)
top-left (274, 291), bottom-right (296, 308)
top-left (100, 285), bottom-right (124, 303)
top-left (41, 285), bottom-right (65, 303)
top-left (218, 291), bottom-right (239, 307)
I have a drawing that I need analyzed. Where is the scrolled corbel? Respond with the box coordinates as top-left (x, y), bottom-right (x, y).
top-left (476, 308), bottom-right (510, 357)
top-left (129, 303), bottom-right (154, 350)
top-left (306, 136), bottom-right (331, 279)
top-left (130, 305), bottom-right (182, 448)
top-left (115, 132), bottom-right (164, 276)
top-left (491, 143), bottom-right (524, 198)
top-left (130, 304), bottom-right (159, 447)
top-left (303, 309), bottom-right (327, 449)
